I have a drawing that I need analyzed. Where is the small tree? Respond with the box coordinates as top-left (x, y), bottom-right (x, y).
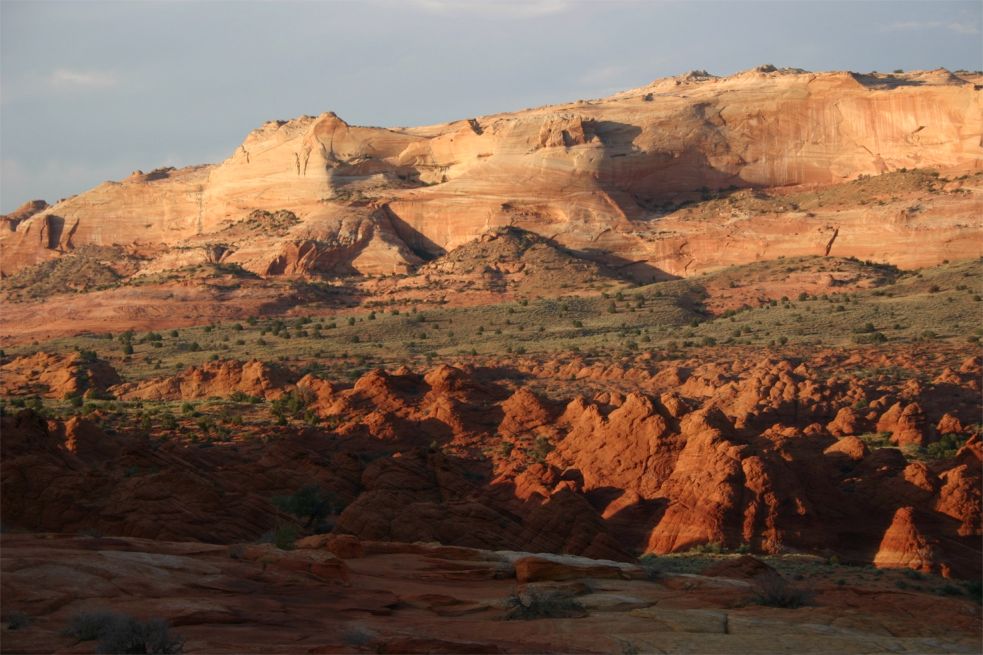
top-left (272, 485), bottom-right (338, 529)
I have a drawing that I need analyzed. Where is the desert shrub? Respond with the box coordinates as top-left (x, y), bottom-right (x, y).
top-left (638, 555), bottom-right (662, 581)
top-left (504, 589), bottom-right (585, 620)
top-left (340, 624), bottom-right (378, 647)
top-left (529, 436), bottom-right (554, 463)
top-left (5, 611), bottom-right (30, 630)
top-left (272, 525), bottom-right (298, 550)
top-left (64, 611), bottom-right (120, 641)
top-left (270, 387), bottom-right (315, 422)
top-left (852, 332), bottom-right (887, 344)
top-left (925, 433), bottom-right (969, 460)
top-left (96, 616), bottom-right (182, 654)
top-left (858, 432), bottom-right (892, 449)
top-left (63, 610), bottom-right (181, 652)
top-left (751, 577), bottom-right (813, 608)
top-left (964, 580), bottom-right (982, 603)
top-left (76, 348), bottom-right (99, 362)
top-left (272, 485), bottom-right (336, 527)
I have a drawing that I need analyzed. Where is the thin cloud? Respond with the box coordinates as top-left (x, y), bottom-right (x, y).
top-left (409, 0), bottom-right (571, 18)
top-left (48, 69), bottom-right (118, 89)
top-left (880, 20), bottom-right (980, 35)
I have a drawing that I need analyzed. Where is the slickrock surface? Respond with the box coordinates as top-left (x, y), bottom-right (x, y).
top-left (2, 534), bottom-right (979, 654)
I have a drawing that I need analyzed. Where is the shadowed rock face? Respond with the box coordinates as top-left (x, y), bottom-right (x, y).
top-left (2, 67), bottom-right (981, 278)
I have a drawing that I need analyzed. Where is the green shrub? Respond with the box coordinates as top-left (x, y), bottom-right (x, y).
top-left (751, 578), bottom-right (813, 608)
top-left (63, 611), bottom-right (120, 641)
top-left (272, 485), bottom-right (336, 527)
top-left (272, 525), bottom-right (299, 550)
top-left (853, 332), bottom-right (887, 344)
top-left (504, 589), bottom-right (585, 620)
top-left (270, 388), bottom-right (315, 421)
top-left (5, 611), bottom-right (30, 630)
top-left (63, 611), bottom-right (182, 653)
top-left (925, 433), bottom-right (970, 460)
top-left (964, 580), bottom-right (982, 603)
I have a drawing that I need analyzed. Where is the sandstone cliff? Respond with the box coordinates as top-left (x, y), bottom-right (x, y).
top-left (3, 67), bottom-right (980, 278)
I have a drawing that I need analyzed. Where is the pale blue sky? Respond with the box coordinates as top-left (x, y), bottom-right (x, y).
top-left (1, 0), bottom-right (981, 212)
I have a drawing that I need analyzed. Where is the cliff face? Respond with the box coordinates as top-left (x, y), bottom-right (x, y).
top-left (3, 67), bottom-right (981, 278)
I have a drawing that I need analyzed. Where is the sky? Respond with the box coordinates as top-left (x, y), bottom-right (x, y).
top-left (1, 0), bottom-right (981, 212)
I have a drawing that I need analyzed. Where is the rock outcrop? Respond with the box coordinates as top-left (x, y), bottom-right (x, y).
top-left (2, 346), bottom-right (979, 578)
top-left (3, 533), bottom-right (979, 655)
top-left (3, 68), bottom-right (980, 278)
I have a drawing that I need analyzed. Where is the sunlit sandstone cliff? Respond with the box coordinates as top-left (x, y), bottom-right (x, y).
top-left (3, 66), bottom-right (981, 278)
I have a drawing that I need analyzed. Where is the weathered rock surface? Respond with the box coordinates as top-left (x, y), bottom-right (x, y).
top-left (1, 533), bottom-right (979, 654)
top-left (3, 68), bottom-right (980, 279)
top-left (2, 346), bottom-right (979, 578)
top-left (0, 351), bottom-right (120, 398)
top-left (112, 358), bottom-right (294, 401)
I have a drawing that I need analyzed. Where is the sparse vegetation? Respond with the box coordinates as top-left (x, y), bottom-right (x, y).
top-left (272, 485), bottom-right (337, 529)
top-left (503, 588), bottom-right (586, 620)
top-left (63, 611), bottom-right (182, 653)
top-left (751, 577), bottom-right (814, 608)
top-left (4, 611), bottom-right (30, 630)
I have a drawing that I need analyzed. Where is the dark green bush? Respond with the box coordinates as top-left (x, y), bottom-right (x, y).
top-left (504, 589), bottom-right (585, 620)
top-left (751, 578), bottom-right (813, 608)
top-left (5, 611), bottom-right (30, 630)
top-left (272, 485), bottom-right (337, 528)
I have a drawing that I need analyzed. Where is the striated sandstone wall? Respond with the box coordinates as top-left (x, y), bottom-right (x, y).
top-left (2, 67), bottom-right (980, 277)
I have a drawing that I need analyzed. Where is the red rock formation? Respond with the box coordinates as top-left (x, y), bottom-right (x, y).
top-left (824, 436), bottom-right (869, 461)
top-left (1, 348), bottom-right (980, 578)
top-left (702, 555), bottom-right (784, 586)
top-left (937, 413), bottom-right (965, 435)
top-left (827, 407), bottom-right (863, 436)
top-left (112, 358), bottom-right (294, 400)
top-left (874, 507), bottom-right (939, 573)
top-left (877, 402), bottom-right (930, 447)
top-left (0, 351), bottom-right (120, 398)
